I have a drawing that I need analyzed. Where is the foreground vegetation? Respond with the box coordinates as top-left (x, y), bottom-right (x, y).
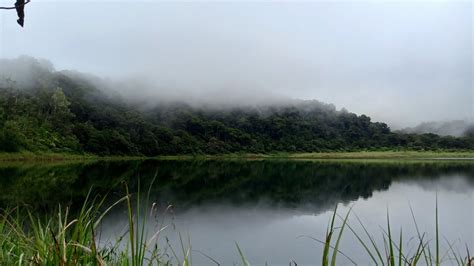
top-left (1, 186), bottom-right (472, 265)
top-left (319, 203), bottom-right (473, 266)
top-left (1, 57), bottom-right (473, 157)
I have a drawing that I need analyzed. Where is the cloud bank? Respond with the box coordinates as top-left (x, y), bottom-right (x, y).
top-left (1, 1), bottom-right (472, 128)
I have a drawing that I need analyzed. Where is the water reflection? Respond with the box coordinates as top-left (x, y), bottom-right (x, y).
top-left (1, 160), bottom-right (473, 212)
top-left (1, 159), bottom-right (473, 265)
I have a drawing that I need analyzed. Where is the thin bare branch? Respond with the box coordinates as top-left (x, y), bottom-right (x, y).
top-left (0, 0), bottom-right (30, 10)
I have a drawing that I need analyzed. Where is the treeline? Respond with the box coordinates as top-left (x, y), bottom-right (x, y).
top-left (0, 57), bottom-right (473, 155)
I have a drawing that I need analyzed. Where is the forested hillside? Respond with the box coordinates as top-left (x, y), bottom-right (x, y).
top-left (1, 57), bottom-right (473, 155)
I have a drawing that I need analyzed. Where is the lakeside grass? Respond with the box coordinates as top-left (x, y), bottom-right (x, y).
top-left (1, 150), bottom-right (474, 163)
top-left (0, 151), bottom-right (147, 162)
top-left (1, 189), bottom-right (472, 265)
top-left (286, 150), bottom-right (474, 159)
top-left (158, 150), bottom-right (474, 160)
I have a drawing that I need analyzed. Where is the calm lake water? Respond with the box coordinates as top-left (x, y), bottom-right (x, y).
top-left (1, 159), bottom-right (473, 265)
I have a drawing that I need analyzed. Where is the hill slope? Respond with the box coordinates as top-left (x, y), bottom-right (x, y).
top-left (1, 57), bottom-right (473, 155)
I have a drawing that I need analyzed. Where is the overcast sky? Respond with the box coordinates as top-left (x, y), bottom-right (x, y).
top-left (0, 0), bottom-right (472, 128)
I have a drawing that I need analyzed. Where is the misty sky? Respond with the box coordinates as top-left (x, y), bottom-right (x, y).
top-left (0, 0), bottom-right (472, 128)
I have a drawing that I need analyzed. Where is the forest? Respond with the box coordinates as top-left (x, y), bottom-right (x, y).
top-left (1, 57), bottom-right (473, 156)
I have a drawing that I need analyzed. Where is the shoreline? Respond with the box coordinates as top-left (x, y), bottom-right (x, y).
top-left (0, 152), bottom-right (146, 162)
top-left (1, 150), bottom-right (474, 162)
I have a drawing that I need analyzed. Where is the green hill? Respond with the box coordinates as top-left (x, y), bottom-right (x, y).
top-left (1, 57), bottom-right (472, 155)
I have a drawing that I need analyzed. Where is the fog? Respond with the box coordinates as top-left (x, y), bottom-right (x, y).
top-left (0, 0), bottom-right (472, 128)
top-left (399, 119), bottom-right (474, 137)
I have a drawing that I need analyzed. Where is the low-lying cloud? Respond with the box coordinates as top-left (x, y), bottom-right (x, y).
top-left (1, 1), bottom-right (472, 128)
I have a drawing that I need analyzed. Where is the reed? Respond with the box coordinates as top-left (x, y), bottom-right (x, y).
top-left (319, 202), bottom-right (472, 266)
top-left (1, 189), bottom-right (472, 265)
top-left (0, 184), bottom-right (181, 265)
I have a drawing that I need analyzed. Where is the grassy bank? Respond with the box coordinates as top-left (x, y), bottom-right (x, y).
top-left (157, 150), bottom-right (474, 160)
top-left (0, 151), bottom-right (96, 162)
top-left (286, 150), bottom-right (474, 159)
top-left (1, 150), bottom-right (474, 162)
top-left (0, 151), bottom-right (147, 162)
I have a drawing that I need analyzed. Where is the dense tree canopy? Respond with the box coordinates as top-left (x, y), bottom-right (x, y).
top-left (0, 57), bottom-right (473, 155)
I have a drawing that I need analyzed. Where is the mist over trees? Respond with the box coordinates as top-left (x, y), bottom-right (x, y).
top-left (1, 57), bottom-right (473, 155)
top-left (399, 120), bottom-right (474, 137)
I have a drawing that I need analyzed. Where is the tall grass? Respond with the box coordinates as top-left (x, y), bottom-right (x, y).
top-left (0, 184), bottom-right (187, 265)
top-left (1, 188), bottom-right (472, 265)
top-left (0, 192), bottom-right (124, 265)
top-left (320, 202), bottom-right (473, 266)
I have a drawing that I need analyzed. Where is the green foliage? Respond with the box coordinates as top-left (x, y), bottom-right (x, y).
top-left (1, 57), bottom-right (472, 155)
top-left (0, 188), bottom-right (181, 265)
top-left (320, 204), bottom-right (472, 266)
top-left (0, 121), bottom-right (21, 152)
top-left (0, 83), bottom-right (80, 153)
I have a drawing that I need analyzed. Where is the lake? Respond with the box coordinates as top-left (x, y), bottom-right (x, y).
top-left (1, 159), bottom-right (473, 265)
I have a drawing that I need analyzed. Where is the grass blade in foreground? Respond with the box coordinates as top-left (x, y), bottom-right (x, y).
top-left (330, 206), bottom-right (352, 266)
top-left (235, 242), bottom-right (250, 266)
